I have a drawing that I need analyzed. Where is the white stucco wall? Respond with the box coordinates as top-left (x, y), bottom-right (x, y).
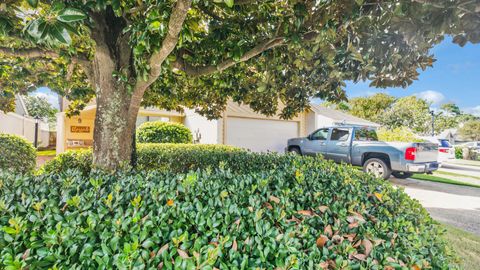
top-left (183, 109), bottom-right (219, 144)
top-left (305, 111), bottom-right (317, 135)
top-left (56, 113), bottom-right (65, 154)
top-left (316, 114), bottom-right (336, 128)
top-left (0, 111), bottom-right (49, 147)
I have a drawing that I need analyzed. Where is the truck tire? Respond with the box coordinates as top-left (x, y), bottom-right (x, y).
top-left (288, 147), bottom-right (301, 155)
top-left (392, 171), bottom-right (413, 179)
top-left (363, 158), bottom-right (392, 180)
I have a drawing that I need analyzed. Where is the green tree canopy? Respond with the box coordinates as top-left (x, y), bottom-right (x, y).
top-left (459, 121), bottom-right (480, 141)
top-left (348, 93), bottom-right (396, 123)
top-left (1, 0), bottom-right (479, 168)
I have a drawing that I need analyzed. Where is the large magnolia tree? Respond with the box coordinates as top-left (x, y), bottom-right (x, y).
top-left (0, 0), bottom-right (479, 169)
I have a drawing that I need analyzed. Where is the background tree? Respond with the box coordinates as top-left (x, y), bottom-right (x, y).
top-left (347, 93), bottom-right (396, 123)
top-left (380, 96), bottom-right (432, 134)
top-left (459, 121), bottom-right (480, 141)
top-left (23, 95), bottom-right (58, 128)
top-left (1, 0), bottom-right (479, 169)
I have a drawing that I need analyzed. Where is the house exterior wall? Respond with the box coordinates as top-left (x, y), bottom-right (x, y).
top-left (0, 111), bottom-right (49, 147)
top-left (306, 110), bottom-right (317, 135)
top-left (183, 109), bottom-right (219, 144)
top-left (316, 114), bottom-right (336, 128)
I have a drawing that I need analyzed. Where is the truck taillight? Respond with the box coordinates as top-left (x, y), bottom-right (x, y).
top-left (405, 147), bottom-right (417, 161)
top-left (439, 148), bottom-right (449, 153)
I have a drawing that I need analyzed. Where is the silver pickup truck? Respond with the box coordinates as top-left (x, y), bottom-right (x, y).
top-left (287, 126), bottom-right (439, 180)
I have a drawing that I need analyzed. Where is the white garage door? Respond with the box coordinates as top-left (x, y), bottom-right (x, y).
top-left (226, 117), bottom-right (299, 153)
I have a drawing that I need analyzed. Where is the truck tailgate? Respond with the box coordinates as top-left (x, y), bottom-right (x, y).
top-left (414, 143), bottom-right (438, 163)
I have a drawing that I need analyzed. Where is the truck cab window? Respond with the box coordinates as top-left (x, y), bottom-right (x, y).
top-left (354, 128), bottom-right (378, 141)
top-left (331, 128), bottom-right (350, 141)
top-left (310, 128), bottom-right (329, 140)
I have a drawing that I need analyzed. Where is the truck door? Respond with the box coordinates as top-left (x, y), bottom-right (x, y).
top-left (326, 127), bottom-right (352, 163)
top-left (302, 128), bottom-right (329, 156)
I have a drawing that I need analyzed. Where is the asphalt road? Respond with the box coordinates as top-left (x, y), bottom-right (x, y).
top-left (390, 177), bottom-right (480, 236)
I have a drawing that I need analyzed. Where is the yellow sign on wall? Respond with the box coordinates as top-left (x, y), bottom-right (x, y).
top-left (70, 126), bottom-right (91, 133)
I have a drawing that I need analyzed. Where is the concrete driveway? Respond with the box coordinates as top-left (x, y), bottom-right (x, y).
top-left (390, 177), bottom-right (480, 236)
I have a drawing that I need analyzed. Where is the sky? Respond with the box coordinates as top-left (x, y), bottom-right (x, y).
top-left (343, 36), bottom-right (480, 115)
top-left (33, 37), bottom-right (479, 115)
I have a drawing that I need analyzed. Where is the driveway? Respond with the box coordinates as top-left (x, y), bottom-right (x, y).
top-left (390, 177), bottom-right (480, 236)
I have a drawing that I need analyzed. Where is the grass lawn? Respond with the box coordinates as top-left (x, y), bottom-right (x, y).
top-left (410, 173), bottom-right (480, 188)
top-left (435, 170), bottom-right (480, 181)
top-left (37, 149), bottom-right (56, 156)
top-left (443, 224), bottom-right (480, 270)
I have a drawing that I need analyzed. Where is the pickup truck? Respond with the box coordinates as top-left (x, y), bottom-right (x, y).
top-left (287, 126), bottom-right (439, 180)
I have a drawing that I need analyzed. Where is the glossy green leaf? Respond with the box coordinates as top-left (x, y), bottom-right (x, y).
top-left (57, 8), bottom-right (87, 23)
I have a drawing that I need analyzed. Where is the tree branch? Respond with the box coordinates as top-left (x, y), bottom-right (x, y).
top-left (0, 47), bottom-right (91, 68)
top-left (172, 37), bottom-right (285, 77)
top-left (130, 0), bottom-right (192, 118)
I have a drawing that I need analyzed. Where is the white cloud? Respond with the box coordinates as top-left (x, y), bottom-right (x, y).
top-left (414, 90), bottom-right (445, 106)
top-left (31, 92), bottom-right (60, 109)
top-left (464, 106), bottom-right (480, 117)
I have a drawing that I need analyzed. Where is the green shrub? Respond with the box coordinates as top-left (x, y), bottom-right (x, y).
top-left (377, 127), bottom-right (423, 142)
top-left (137, 121), bottom-right (193, 144)
top-left (455, 147), bottom-right (463, 159)
top-left (42, 144), bottom-right (289, 175)
top-left (0, 133), bottom-right (36, 174)
top-left (38, 148), bottom-right (92, 175)
top-left (1, 157), bottom-right (456, 269)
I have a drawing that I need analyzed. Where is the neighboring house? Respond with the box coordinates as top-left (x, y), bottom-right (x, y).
top-left (438, 128), bottom-right (469, 145)
top-left (0, 95), bottom-right (50, 147)
top-left (56, 100), bottom-right (379, 154)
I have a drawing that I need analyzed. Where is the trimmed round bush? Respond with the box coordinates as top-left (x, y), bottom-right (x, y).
top-left (0, 133), bottom-right (36, 174)
top-left (2, 155), bottom-right (455, 269)
top-left (136, 121), bottom-right (193, 144)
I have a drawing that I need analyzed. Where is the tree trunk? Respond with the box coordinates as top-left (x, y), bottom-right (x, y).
top-left (90, 11), bottom-right (139, 170)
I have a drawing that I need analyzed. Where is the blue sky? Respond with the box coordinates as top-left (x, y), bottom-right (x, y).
top-left (344, 37), bottom-right (480, 115)
top-left (34, 37), bottom-right (479, 114)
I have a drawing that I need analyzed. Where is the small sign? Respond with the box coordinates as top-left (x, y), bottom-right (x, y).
top-left (71, 126), bottom-right (90, 133)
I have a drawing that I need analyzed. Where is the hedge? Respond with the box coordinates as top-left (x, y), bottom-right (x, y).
top-left (0, 133), bottom-right (36, 174)
top-left (40, 144), bottom-right (289, 175)
top-left (136, 121), bottom-right (193, 144)
top-left (1, 156), bottom-right (455, 269)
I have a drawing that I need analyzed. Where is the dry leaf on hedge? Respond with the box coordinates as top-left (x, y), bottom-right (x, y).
top-left (318, 205), bottom-right (329, 213)
top-left (297, 210), bottom-right (313, 216)
top-left (374, 192), bottom-right (383, 201)
top-left (362, 239), bottom-right (373, 256)
top-left (269, 195), bottom-right (280, 204)
top-left (232, 239), bottom-right (238, 251)
top-left (324, 225), bottom-right (333, 237)
top-left (316, 235), bottom-right (329, 248)
top-left (263, 202), bottom-right (273, 210)
top-left (350, 253), bottom-right (367, 261)
top-left (412, 265), bottom-right (421, 270)
top-left (319, 261), bottom-right (329, 269)
top-left (166, 199), bottom-right (174, 206)
top-left (177, 249), bottom-right (190, 259)
top-left (157, 262), bottom-right (164, 269)
top-left (157, 244), bottom-right (169, 256)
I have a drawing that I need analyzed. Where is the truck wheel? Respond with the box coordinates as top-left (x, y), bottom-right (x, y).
top-left (392, 172), bottom-right (413, 179)
top-left (363, 158), bottom-right (392, 180)
top-left (288, 147), bottom-right (301, 155)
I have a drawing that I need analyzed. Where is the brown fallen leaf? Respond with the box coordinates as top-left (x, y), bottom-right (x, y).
top-left (348, 221), bottom-right (359, 229)
top-left (263, 202), bottom-right (273, 210)
top-left (362, 239), bottom-right (373, 256)
top-left (22, 249), bottom-right (30, 260)
top-left (287, 216), bottom-right (301, 223)
top-left (324, 225), bottom-right (333, 237)
top-left (297, 210), bottom-right (313, 216)
top-left (412, 265), bottom-right (421, 270)
top-left (319, 261), bottom-right (329, 269)
top-left (316, 235), bottom-right (329, 248)
top-left (344, 233), bottom-right (356, 242)
top-left (177, 249), bottom-right (190, 259)
top-left (350, 253), bottom-right (367, 261)
top-left (232, 239), bottom-right (238, 252)
top-left (157, 262), bottom-right (164, 269)
top-left (318, 205), bottom-right (329, 213)
top-left (374, 192), bottom-right (383, 202)
top-left (157, 244), bottom-right (169, 256)
top-left (269, 195), bottom-right (280, 204)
